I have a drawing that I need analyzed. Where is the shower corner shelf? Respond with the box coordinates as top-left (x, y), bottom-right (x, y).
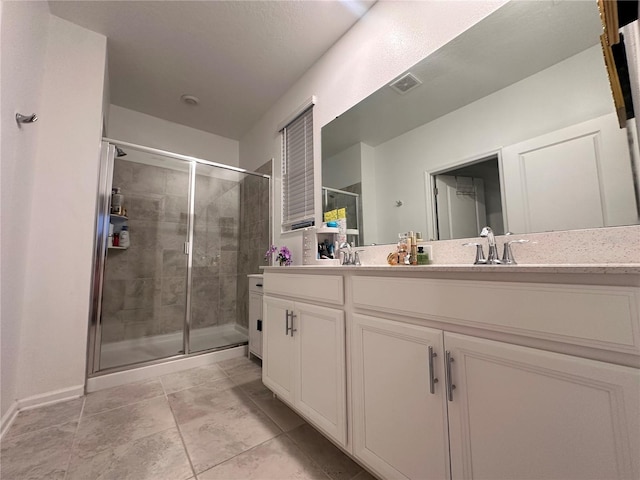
top-left (110, 214), bottom-right (128, 221)
top-left (108, 245), bottom-right (128, 250)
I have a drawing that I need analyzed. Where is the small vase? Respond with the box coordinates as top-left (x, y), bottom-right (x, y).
top-left (279, 259), bottom-right (286, 267)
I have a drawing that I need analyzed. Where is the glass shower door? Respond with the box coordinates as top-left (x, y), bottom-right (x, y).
top-left (189, 163), bottom-right (247, 353)
top-left (98, 147), bottom-right (191, 369)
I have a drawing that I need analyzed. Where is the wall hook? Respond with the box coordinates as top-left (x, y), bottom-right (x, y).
top-left (16, 113), bottom-right (38, 125)
top-left (395, 200), bottom-right (403, 207)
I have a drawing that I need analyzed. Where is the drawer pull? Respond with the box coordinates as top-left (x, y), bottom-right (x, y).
top-left (428, 346), bottom-right (438, 394)
top-left (257, 319), bottom-right (262, 332)
top-left (255, 283), bottom-right (263, 287)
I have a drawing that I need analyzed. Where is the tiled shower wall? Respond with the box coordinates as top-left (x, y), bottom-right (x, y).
top-left (101, 158), bottom-right (243, 344)
top-left (236, 160), bottom-right (272, 329)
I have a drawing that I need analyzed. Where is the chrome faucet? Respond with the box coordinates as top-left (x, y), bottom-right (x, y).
top-left (339, 242), bottom-right (352, 265)
top-left (501, 239), bottom-right (531, 265)
top-left (479, 226), bottom-right (502, 264)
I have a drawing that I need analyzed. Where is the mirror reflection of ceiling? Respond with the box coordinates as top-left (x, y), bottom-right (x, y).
top-left (321, 0), bottom-right (640, 246)
top-left (322, 0), bottom-right (602, 158)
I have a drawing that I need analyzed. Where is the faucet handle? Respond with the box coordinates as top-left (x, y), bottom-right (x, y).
top-left (501, 239), bottom-right (532, 265)
top-left (463, 242), bottom-right (486, 265)
top-left (353, 250), bottom-right (364, 266)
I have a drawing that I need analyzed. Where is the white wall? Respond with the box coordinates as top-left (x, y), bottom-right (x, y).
top-left (323, 142), bottom-right (362, 190)
top-left (108, 105), bottom-right (239, 166)
top-left (239, 0), bottom-right (508, 257)
top-left (372, 44), bottom-right (615, 244)
top-left (16, 16), bottom-right (107, 405)
top-left (0, 0), bottom-right (51, 424)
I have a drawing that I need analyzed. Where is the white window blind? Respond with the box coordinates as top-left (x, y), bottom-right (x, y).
top-left (282, 106), bottom-right (314, 230)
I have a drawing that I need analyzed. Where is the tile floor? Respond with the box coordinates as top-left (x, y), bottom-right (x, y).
top-left (1, 356), bottom-right (377, 480)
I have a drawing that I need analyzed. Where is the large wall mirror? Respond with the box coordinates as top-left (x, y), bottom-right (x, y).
top-left (321, 0), bottom-right (640, 246)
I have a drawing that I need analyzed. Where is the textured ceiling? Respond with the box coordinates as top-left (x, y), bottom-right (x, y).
top-left (49, 1), bottom-right (375, 140)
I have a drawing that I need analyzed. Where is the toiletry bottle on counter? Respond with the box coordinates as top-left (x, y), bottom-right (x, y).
top-left (417, 246), bottom-right (429, 265)
top-left (410, 231), bottom-right (418, 265)
top-left (119, 225), bottom-right (130, 248)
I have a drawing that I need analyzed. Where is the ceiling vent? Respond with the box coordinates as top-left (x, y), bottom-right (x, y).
top-left (389, 73), bottom-right (422, 95)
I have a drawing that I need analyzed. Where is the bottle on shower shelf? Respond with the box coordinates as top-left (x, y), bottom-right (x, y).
top-left (119, 225), bottom-right (130, 248)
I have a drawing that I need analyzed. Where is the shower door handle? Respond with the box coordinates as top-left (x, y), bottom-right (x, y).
top-left (183, 242), bottom-right (190, 255)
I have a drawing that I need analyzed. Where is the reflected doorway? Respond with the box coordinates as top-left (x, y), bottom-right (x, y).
top-left (433, 155), bottom-right (504, 240)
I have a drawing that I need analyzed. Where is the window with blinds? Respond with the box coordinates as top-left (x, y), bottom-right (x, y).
top-left (282, 106), bottom-right (314, 231)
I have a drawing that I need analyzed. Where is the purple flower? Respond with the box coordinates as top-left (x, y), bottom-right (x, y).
top-left (265, 244), bottom-right (292, 266)
top-left (264, 245), bottom-right (278, 260)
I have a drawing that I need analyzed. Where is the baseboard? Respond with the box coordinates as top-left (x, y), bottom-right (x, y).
top-left (0, 401), bottom-right (19, 439)
top-left (86, 344), bottom-right (247, 393)
top-left (17, 385), bottom-right (85, 411)
top-left (1, 385), bottom-right (84, 440)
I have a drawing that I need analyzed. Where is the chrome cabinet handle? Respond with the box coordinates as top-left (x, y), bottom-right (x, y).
top-left (428, 346), bottom-right (438, 394)
top-left (289, 313), bottom-right (297, 336)
top-left (285, 309), bottom-right (290, 335)
top-left (445, 350), bottom-right (456, 402)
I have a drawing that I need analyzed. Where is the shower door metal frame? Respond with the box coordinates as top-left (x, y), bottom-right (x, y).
top-left (86, 139), bottom-right (271, 378)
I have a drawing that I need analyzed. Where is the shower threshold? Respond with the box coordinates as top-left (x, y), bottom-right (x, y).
top-left (99, 323), bottom-right (248, 370)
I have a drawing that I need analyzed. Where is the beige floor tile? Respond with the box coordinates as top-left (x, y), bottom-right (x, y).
top-left (351, 470), bottom-right (380, 480)
top-left (0, 422), bottom-right (76, 480)
top-left (179, 401), bottom-right (282, 474)
top-left (66, 427), bottom-right (193, 480)
top-left (168, 376), bottom-right (249, 425)
top-left (217, 355), bottom-right (262, 378)
top-left (4, 398), bottom-right (83, 439)
top-left (74, 396), bottom-right (175, 460)
top-left (83, 379), bottom-right (164, 416)
top-left (197, 434), bottom-right (329, 480)
top-left (288, 424), bottom-right (362, 480)
top-left (236, 377), bottom-right (306, 432)
top-left (160, 364), bottom-right (227, 394)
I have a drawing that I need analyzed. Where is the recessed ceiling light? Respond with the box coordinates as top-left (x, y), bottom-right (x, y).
top-left (180, 94), bottom-right (200, 106)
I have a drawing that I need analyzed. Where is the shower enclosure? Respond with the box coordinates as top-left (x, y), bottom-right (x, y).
top-left (87, 140), bottom-right (271, 374)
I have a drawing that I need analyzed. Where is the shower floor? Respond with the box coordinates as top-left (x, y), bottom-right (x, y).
top-left (100, 324), bottom-right (248, 370)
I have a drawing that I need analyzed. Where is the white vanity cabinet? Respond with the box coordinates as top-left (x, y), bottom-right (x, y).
top-left (248, 275), bottom-right (264, 359)
top-left (445, 332), bottom-right (639, 480)
top-left (264, 267), bottom-right (640, 480)
top-left (352, 313), bottom-right (639, 480)
top-left (351, 274), bottom-right (640, 480)
top-left (351, 314), bottom-right (450, 480)
top-left (263, 273), bottom-right (347, 447)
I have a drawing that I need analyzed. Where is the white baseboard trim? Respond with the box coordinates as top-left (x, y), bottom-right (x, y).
top-left (1, 385), bottom-right (84, 440)
top-left (1, 401), bottom-right (19, 439)
top-left (17, 385), bottom-right (85, 411)
top-left (86, 344), bottom-right (247, 393)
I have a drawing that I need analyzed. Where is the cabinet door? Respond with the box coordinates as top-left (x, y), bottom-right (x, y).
top-left (445, 332), bottom-right (640, 480)
top-left (248, 292), bottom-right (263, 358)
top-left (262, 296), bottom-right (294, 404)
top-left (294, 302), bottom-right (347, 446)
top-left (351, 314), bottom-right (450, 480)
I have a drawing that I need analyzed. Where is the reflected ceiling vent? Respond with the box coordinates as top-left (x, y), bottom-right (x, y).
top-left (389, 73), bottom-right (422, 95)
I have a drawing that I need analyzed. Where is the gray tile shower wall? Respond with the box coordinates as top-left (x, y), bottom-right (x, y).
top-left (102, 159), bottom-right (246, 344)
top-left (191, 170), bottom-right (241, 330)
top-left (236, 160), bottom-right (271, 329)
top-left (102, 159), bottom-right (191, 343)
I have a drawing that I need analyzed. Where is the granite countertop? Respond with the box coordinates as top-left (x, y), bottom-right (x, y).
top-left (262, 263), bottom-right (640, 275)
